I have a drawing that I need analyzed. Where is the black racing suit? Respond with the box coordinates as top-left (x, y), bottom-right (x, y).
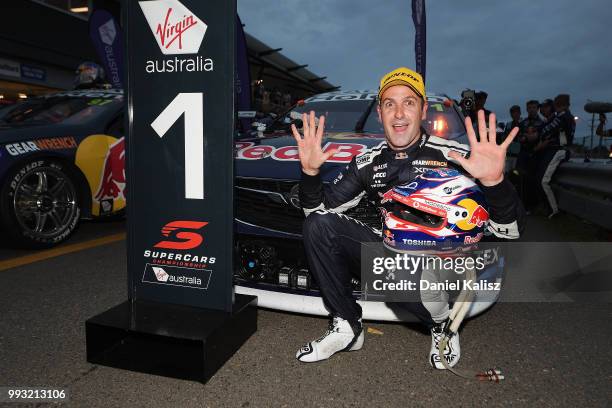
top-left (535, 110), bottom-right (575, 213)
top-left (516, 116), bottom-right (544, 210)
top-left (299, 132), bottom-right (525, 332)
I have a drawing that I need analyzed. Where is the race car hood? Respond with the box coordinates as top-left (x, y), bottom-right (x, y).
top-left (235, 132), bottom-right (385, 181)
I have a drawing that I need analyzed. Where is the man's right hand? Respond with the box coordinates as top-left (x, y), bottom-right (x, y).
top-left (291, 110), bottom-right (337, 176)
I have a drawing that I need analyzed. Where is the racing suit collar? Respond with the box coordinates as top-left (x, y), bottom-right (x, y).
top-left (384, 129), bottom-right (429, 160)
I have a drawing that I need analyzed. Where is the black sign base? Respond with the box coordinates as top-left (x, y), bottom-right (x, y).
top-left (85, 294), bottom-right (257, 383)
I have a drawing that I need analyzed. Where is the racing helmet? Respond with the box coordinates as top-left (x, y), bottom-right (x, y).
top-left (74, 62), bottom-right (106, 89)
top-left (382, 168), bottom-right (489, 253)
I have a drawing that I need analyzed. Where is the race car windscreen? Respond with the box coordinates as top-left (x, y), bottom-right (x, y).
top-left (0, 94), bottom-right (123, 126)
top-left (288, 99), bottom-right (372, 132)
top-left (363, 99), bottom-right (466, 139)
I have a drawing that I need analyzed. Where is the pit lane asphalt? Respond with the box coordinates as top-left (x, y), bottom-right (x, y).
top-left (0, 215), bottom-right (610, 408)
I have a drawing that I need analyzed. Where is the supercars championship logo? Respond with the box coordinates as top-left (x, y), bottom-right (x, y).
top-left (138, 0), bottom-right (213, 73)
top-left (142, 220), bottom-right (215, 290)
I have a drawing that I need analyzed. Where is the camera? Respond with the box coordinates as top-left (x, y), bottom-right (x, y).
top-left (460, 89), bottom-right (476, 111)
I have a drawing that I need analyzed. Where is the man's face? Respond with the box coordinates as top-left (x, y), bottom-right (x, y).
top-left (511, 110), bottom-right (521, 121)
top-left (377, 85), bottom-right (427, 150)
top-left (527, 103), bottom-right (539, 118)
top-left (554, 101), bottom-right (568, 113)
top-left (540, 104), bottom-right (552, 118)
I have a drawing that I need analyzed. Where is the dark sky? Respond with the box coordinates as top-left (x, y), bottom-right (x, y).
top-left (238, 0), bottom-right (612, 143)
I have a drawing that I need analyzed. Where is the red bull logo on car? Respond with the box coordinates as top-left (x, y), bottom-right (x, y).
top-left (235, 141), bottom-right (366, 163)
top-left (75, 134), bottom-right (127, 216)
top-left (95, 137), bottom-right (125, 201)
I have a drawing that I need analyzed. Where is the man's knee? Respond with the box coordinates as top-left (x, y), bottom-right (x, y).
top-left (303, 211), bottom-right (337, 242)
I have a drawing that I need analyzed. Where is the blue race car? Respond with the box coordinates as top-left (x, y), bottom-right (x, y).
top-left (0, 89), bottom-right (125, 248)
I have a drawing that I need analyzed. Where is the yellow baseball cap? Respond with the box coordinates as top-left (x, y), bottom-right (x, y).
top-left (378, 67), bottom-right (426, 102)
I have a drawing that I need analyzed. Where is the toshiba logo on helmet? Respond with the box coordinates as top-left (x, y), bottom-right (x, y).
top-left (139, 0), bottom-right (207, 55)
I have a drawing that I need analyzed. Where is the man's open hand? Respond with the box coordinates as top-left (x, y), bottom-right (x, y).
top-left (449, 110), bottom-right (518, 187)
top-left (291, 111), bottom-right (337, 176)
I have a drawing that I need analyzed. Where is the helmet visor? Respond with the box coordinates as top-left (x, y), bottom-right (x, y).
top-left (393, 202), bottom-right (444, 228)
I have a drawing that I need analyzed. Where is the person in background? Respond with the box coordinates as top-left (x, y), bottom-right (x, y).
top-left (513, 100), bottom-right (542, 211)
top-left (506, 105), bottom-right (522, 137)
top-left (261, 89), bottom-right (271, 114)
top-left (283, 91), bottom-right (293, 109)
top-left (534, 94), bottom-right (575, 218)
top-left (474, 91), bottom-right (491, 122)
top-left (539, 99), bottom-right (555, 122)
top-left (596, 113), bottom-right (612, 138)
top-left (521, 100), bottom-right (544, 133)
top-left (519, 100), bottom-right (543, 163)
top-left (507, 105), bottom-right (524, 173)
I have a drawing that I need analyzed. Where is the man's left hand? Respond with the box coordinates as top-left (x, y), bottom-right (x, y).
top-left (449, 110), bottom-right (518, 187)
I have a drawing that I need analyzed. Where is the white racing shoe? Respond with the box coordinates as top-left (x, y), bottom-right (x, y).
top-left (429, 320), bottom-right (461, 369)
top-left (296, 316), bottom-right (364, 363)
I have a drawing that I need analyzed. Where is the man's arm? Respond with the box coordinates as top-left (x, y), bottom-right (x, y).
top-left (479, 179), bottom-right (526, 239)
top-left (539, 112), bottom-right (563, 140)
top-left (292, 111), bottom-right (366, 216)
top-left (448, 110), bottom-right (524, 239)
top-left (299, 158), bottom-right (365, 216)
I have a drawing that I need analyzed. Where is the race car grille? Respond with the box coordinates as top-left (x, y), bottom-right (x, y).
top-left (236, 177), bottom-right (381, 235)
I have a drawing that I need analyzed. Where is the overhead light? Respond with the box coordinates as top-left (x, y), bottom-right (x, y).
top-left (0, 95), bottom-right (4, 99)
top-left (574, 116), bottom-right (579, 121)
top-left (18, 93), bottom-right (27, 99)
top-left (70, 7), bottom-right (89, 13)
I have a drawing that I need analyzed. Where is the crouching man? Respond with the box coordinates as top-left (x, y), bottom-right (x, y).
top-left (291, 67), bottom-right (524, 368)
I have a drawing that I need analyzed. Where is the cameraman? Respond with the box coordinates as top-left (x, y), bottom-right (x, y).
top-left (461, 90), bottom-right (491, 129)
top-left (475, 91), bottom-right (492, 122)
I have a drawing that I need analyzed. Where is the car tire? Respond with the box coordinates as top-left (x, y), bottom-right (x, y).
top-left (0, 159), bottom-right (81, 249)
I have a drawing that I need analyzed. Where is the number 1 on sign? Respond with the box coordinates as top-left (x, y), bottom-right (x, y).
top-left (151, 93), bottom-right (204, 199)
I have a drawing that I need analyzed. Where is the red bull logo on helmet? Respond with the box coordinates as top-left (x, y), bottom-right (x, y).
top-left (456, 198), bottom-right (489, 231)
top-left (468, 205), bottom-right (488, 227)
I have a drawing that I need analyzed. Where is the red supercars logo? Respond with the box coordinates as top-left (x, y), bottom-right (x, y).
top-left (154, 220), bottom-right (208, 250)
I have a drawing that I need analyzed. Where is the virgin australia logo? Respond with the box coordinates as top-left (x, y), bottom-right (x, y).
top-left (138, 0), bottom-right (207, 55)
top-left (99, 19), bottom-right (117, 45)
top-left (152, 266), bottom-right (169, 282)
